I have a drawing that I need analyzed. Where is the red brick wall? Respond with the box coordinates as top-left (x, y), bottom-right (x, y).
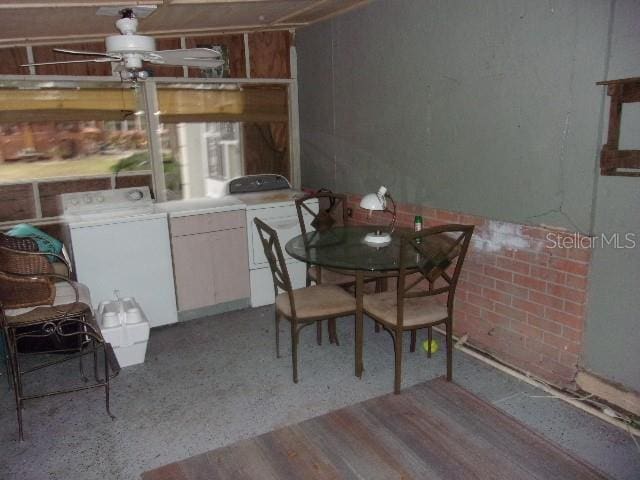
top-left (347, 194), bottom-right (591, 387)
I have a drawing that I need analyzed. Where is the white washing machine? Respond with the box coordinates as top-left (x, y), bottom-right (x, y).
top-left (227, 175), bottom-right (317, 307)
top-left (60, 187), bottom-right (177, 328)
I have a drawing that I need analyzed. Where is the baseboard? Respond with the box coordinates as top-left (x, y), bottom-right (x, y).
top-left (178, 298), bottom-right (250, 322)
top-left (576, 370), bottom-right (640, 417)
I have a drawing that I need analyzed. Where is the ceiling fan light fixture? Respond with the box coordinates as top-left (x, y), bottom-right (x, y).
top-left (20, 5), bottom-right (221, 81)
top-left (106, 35), bottom-right (156, 54)
top-left (121, 53), bottom-right (144, 70)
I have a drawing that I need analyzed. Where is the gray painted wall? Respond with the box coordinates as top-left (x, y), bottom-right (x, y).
top-left (583, 0), bottom-right (640, 391)
top-left (297, 0), bottom-right (640, 391)
top-left (298, 0), bottom-right (612, 233)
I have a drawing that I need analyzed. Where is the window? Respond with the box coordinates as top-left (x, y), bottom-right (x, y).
top-left (0, 79), bottom-right (293, 222)
top-left (205, 122), bottom-right (242, 179)
top-left (155, 84), bottom-right (290, 200)
top-left (0, 83), bottom-right (152, 222)
top-left (158, 121), bottom-right (243, 201)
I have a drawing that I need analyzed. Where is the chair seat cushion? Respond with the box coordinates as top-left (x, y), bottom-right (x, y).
top-left (5, 281), bottom-right (92, 319)
top-left (51, 261), bottom-right (70, 277)
top-left (308, 266), bottom-right (355, 286)
top-left (363, 290), bottom-right (448, 328)
top-left (276, 284), bottom-right (356, 319)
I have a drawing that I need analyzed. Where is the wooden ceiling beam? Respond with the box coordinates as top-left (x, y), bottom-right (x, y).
top-left (166, 0), bottom-right (276, 4)
top-left (310, 0), bottom-right (370, 24)
top-left (0, 24), bottom-right (304, 47)
top-left (0, 0), bottom-right (368, 47)
top-left (0, 1), bottom-right (161, 8)
top-left (269, 0), bottom-right (328, 26)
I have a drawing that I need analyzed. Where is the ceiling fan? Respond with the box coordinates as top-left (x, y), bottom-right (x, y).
top-left (22, 6), bottom-right (224, 81)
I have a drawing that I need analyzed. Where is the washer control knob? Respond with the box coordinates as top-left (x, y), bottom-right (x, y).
top-left (127, 189), bottom-right (144, 201)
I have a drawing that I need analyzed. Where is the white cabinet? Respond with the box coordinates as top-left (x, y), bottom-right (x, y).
top-left (170, 210), bottom-right (250, 312)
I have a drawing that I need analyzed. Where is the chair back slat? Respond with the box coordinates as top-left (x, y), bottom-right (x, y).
top-left (396, 224), bottom-right (474, 328)
top-left (295, 192), bottom-right (348, 242)
top-left (253, 218), bottom-right (296, 315)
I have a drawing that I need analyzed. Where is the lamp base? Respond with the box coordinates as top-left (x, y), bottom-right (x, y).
top-left (364, 231), bottom-right (391, 246)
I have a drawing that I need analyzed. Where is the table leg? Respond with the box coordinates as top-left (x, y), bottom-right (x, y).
top-left (355, 271), bottom-right (364, 378)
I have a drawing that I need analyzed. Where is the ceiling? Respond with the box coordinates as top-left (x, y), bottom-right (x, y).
top-left (0, 0), bottom-right (369, 47)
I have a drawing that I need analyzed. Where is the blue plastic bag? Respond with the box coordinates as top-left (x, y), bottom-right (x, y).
top-left (7, 223), bottom-right (63, 260)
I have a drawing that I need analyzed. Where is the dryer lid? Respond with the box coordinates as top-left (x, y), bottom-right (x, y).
top-left (227, 174), bottom-right (290, 194)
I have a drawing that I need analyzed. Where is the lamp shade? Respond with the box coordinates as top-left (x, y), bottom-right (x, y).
top-left (359, 186), bottom-right (387, 211)
top-left (359, 186), bottom-right (392, 246)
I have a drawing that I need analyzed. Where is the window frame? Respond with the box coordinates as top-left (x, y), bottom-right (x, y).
top-left (0, 74), bottom-right (300, 214)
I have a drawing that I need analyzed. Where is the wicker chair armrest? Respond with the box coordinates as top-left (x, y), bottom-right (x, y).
top-left (0, 246), bottom-right (55, 276)
top-left (13, 249), bottom-right (71, 278)
top-left (1, 246), bottom-right (70, 273)
top-left (0, 272), bottom-right (102, 344)
top-left (0, 271), bottom-right (82, 313)
top-left (0, 269), bottom-right (55, 309)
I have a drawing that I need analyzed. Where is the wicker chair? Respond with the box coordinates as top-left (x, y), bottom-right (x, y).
top-left (254, 218), bottom-right (356, 383)
top-left (0, 246), bottom-right (119, 441)
top-left (0, 232), bottom-right (70, 278)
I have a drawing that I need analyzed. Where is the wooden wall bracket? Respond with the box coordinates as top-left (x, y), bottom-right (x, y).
top-left (597, 76), bottom-right (640, 176)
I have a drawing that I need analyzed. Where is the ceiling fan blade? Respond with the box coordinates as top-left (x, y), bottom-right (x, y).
top-left (144, 48), bottom-right (223, 68)
top-left (53, 48), bottom-right (121, 59)
top-left (21, 58), bottom-right (118, 67)
top-left (159, 48), bottom-right (222, 59)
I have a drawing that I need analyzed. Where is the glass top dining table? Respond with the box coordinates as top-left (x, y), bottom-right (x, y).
top-left (285, 225), bottom-right (421, 273)
top-left (285, 225), bottom-right (440, 379)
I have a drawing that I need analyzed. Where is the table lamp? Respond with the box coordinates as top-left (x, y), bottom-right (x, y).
top-left (359, 185), bottom-right (397, 245)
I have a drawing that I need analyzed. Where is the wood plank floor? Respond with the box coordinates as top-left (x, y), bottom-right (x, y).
top-left (142, 378), bottom-right (607, 480)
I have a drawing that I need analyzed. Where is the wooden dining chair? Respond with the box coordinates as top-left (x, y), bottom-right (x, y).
top-left (362, 224), bottom-right (474, 393)
top-left (295, 192), bottom-right (384, 345)
top-left (295, 192), bottom-right (355, 345)
top-left (295, 192), bottom-right (353, 286)
top-left (254, 217), bottom-right (356, 383)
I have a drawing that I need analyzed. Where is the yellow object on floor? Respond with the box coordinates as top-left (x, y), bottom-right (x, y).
top-left (422, 339), bottom-right (439, 354)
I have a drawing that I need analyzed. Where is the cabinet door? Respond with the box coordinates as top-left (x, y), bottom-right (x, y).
top-left (211, 228), bottom-right (250, 304)
top-left (172, 232), bottom-right (217, 311)
top-left (172, 228), bottom-right (250, 311)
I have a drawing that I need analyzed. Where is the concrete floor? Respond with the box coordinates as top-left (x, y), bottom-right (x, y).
top-left (1, 306), bottom-right (638, 479)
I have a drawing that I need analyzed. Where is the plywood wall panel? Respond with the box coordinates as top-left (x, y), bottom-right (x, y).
top-left (248, 31), bottom-right (291, 78)
top-left (243, 122), bottom-right (289, 180)
top-left (33, 42), bottom-right (113, 76)
top-left (0, 47), bottom-right (28, 75)
top-left (185, 34), bottom-right (246, 78)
